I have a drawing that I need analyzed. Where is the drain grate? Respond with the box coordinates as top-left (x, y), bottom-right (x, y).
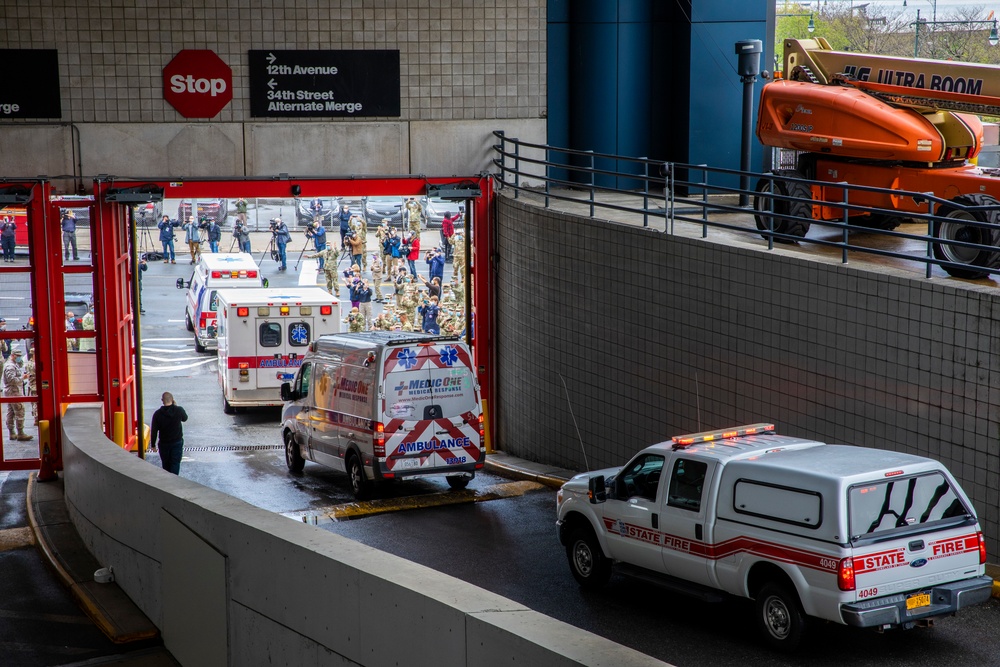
top-left (183, 444), bottom-right (284, 452)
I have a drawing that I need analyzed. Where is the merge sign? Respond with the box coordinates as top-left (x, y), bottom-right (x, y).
top-left (249, 50), bottom-right (400, 118)
top-left (0, 49), bottom-right (61, 119)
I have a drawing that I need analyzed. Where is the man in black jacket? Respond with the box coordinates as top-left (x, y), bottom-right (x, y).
top-left (150, 392), bottom-right (188, 475)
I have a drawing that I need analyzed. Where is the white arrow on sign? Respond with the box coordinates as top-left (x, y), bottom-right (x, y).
top-left (268, 79), bottom-right (277, 90)
top-left (267, 52), bottom-right (277, 64)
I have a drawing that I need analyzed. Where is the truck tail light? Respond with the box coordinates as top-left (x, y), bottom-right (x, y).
top-left (320, 305), bottom-right (332, 315)
top-left (211, 271), bottom-right (222, 278)
top-left (237, 307), bottom-right (249, 317)
top-left (374, 422), bottom-right (385, 457)
top-left (247, 270), bottom-right (258, 279)
top-left (477, 413), bottom-right (484, 438)
top-left (838, 557), bottom-right (856, 591)
top-left (979, 532), bottom-right (987, 565)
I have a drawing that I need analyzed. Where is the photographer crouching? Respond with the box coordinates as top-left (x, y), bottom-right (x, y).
top-left (269, 217), bottom-right (291, 271)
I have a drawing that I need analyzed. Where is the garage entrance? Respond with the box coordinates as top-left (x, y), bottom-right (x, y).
top-left (0, 175), bottom-right (493, 472)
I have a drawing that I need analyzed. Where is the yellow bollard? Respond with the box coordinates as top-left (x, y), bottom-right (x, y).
top-left (113, 411), bottom-right (125, 448)
top-left (481, 399), bottom-right (493, 454)
top-left (37, 420), bottom-right (56, 481)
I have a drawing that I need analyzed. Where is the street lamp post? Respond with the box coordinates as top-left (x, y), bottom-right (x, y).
top-left (912, 12), bottom-right (1000, 58)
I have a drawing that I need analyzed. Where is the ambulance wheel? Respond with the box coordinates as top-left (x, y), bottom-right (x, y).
top-left (933, 193), bottom-right (1000, 279)
top-left (566, 526), bottom-right (611, 589)
top-left (446, 476), bottom-right (470, 491)
top-left (752, 171), bottom-right (811, 241)
top-left (347, 453), bottom-right (371, 499)
top-left (223, 397), bottom-right (235, 415)
top-left (194, 338), bottom-right (206, 353)
top-left (284, 432), bottom-right (304, 473)
top-left (185, 311), bottom-right (194, 332)
top-left (756, 582), bottom-right (806, 651)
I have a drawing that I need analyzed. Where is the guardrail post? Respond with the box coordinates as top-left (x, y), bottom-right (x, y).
top-left (700, 165), bottom-right (709, 238)
top-left (588, 150), bottom-right (595, 217)
top-left (841, 183), bottom-right (850, 265)
top-left (545, 145), bottom-right (551, 208)
top-left (496, 130), bottom-right (506, 186)
top-left (926, 199), bottom-right (936, 279)
top-left (665, 162), bottom-right (673, 234)
top-left (641, 158), bottom-right (650, 228)
top-left (513, 138), bottom-right (520, 200)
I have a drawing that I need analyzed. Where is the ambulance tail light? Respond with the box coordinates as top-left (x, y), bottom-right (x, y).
top-left (320, 305), bottom-right (333, 315)
top-left (231, 270), bottom-right (241, 278)
top-left (280, 306), bottom-right (290, 316)
top-left (238, 362), bottom-right (249, 369)
top-left (374, 422), bottom-right (385, 457)
top-left (247, 270), bottom-right (258, 279)
top-left (979, 532), bottom-right (987, 564)
top-left (477, 413), bottom-right (484, 438)
top-left (211, 271), bottom-right (222, 278)
top-left (237, 307), bottom-right (249, 317)
top-left (838, 557), bottom-right (856, 591)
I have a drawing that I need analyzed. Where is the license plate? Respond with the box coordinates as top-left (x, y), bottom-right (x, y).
top-left (394, 458), bottom-right (421, 470)
top-left (906, 593), bottom-right (930, 610)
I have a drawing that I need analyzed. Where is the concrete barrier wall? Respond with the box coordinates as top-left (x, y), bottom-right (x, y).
top-left (60, 404), bottom-right (668, 667)
top-left (494, 192), bottom-right (1000, 557)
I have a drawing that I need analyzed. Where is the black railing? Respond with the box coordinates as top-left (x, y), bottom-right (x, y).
top-left (492, 131), bottom-right (1000, 281)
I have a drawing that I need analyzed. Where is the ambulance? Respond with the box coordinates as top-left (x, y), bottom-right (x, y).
top-left (279, 331), bottom-right (484, 499)
top-left (215, 287), bottom-right (340, 413)
top-left (175, 253), bottom-right (265, 352)
top-left (556, 423), bottom-right (993, 650)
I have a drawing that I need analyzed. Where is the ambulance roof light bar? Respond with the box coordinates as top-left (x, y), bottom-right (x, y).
top-left (671, 423), bottom-right (775, 450)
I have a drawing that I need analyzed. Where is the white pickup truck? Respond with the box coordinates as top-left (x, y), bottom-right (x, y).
top-left (556, 423), bottom-right (993, 650)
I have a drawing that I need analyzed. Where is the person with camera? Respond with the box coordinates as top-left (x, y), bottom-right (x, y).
top-left (348, 214), bottom-right (368, 269)
top-left (270, 217), bottom-right (291, 271)
top-left (441, 209), bottom-right (461, 262)
top-left (345, 229), bottom-right (364, 269)
top-left (306, 244), bottom-right (340, 294)
top-left (204, 216), bottom-right (222, 253)
top-left (233, 218), bottom-right (251, 253)
top-left (338, 205), bottom-right (351, 250)
top-left (182, 215), bottom-right (203, 264)
top-left (305, 219), bottom-right (328, 269)
top-left (402, 231), bottom-right (420, 279)
top-left (419, 295), bottom-right (441, 335)
top-left (61, 209), bottom-right (79, 261)
top-left (235, 198), bottom-right (249, 225)
top-left (157, 214), bottom-right (180, 264)
top-left (425, 246), bottom-right (444, 284)
top-left (354, 277), bottom-right (373, 330)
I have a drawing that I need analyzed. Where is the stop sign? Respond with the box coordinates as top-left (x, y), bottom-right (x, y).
top-left (163, 50), bottom-right (233, 118)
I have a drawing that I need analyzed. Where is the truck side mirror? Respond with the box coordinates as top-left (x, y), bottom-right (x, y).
top-left (280, 382), bottom-right (293, 402)
top-left (588, 475), bottom-right (607, 504)
top-left (175, 278), bottom-right (186, 289)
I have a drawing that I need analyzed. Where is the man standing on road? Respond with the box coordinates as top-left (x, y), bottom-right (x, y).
top-left (338, 205), bottom-right (351, 251)
top-left (272, 217), bottom-right (291, 271)
top-left (149, 391), bottom-right (188, 475)
top-left (441, 210), bottom-right (459, 262)
top-left (61, 209), bottom-right (79, 261)
top-left (183, 216), bottom-right (203, 264)
top-left (3, 348), bottom-right (33, 442)
top-left (205, 217), bottom-right (222, 253)
top-left (157, 215), bottom-right (179, 264)
top-left (1, 216), bottom-right (16, 263)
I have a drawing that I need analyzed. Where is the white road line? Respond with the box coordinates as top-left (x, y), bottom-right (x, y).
top-left (140, 354), bottom-right (207, 362)
top-left (142, 337), bottom-right (194, 341)
top-left (141, 347), bottom-right (195, 352)
top-left (141, 359), bottom-right (216, 372)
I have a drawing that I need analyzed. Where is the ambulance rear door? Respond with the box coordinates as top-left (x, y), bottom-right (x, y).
top-left (381, 340), bottom-right (482, 478)
top-left (848, 470), bottom-right (984, 607)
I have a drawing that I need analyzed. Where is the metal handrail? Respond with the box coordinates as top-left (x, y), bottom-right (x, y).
top-left (491, 131), bottom-right (1000, 280)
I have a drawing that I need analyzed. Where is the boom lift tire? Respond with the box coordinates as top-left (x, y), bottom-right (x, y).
top-left (566, 525), bottom-right (612, 589)
top-left (752, 171), bottom-right (812, 241)
top-left (284, 431), bottom-right (305, 473)
top-left (932, 193), bottom-right (1000, 279)
top-left (855, 213), bottom-right (903, 231)
top-left (755, 582), bottom-right (807, 652)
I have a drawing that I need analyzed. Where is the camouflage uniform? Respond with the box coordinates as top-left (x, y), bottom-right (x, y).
top-left (370, 254), bottom-right (384, 300)
top-left (346, 309), bottom-right (365, 333)
top-left (392, 270), bottom-right (408, 308)
top-left (404, 199), bottom-right (423, 235)
top-left (24, 354), bottom-right (36, 424)
top-left (404, 279), bottom-right (421, 325)
top-left (307, 245), bottom-right (341, 294)
top-left (452, 231), bottom-right (466, 284)
top-left (3, 352), bottom-right (32, 440)
top-left (79, 310), bottom-right (96, 352)
top-left (375, 221), bottom-right (392, 277)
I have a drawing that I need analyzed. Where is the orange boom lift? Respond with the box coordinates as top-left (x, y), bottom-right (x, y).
top-left (754, 37), bottom-right (1000, 278)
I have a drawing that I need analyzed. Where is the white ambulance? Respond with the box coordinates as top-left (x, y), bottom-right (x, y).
top-left (279, 332), bottom-right (484, 498)
top-left (215, 287), bottom-right (340, 413)
top-left (175, 253), bottom-right (265, 352)
top-left (556, 423), bottom-right (993, 651)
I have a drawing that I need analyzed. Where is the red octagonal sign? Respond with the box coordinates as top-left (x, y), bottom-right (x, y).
top-left (163, 50), bottom-right (233, 118)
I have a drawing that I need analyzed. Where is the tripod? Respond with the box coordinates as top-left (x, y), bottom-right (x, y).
top-left (258, 233), bottom-right (279, 267)
top-left (292, 237), bottom-right (313, 272)
top-left (137, 213), bottom-right (161, 261)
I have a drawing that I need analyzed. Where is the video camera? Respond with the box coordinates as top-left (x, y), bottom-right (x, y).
top-left (268, 218), bottom-right (281, 233)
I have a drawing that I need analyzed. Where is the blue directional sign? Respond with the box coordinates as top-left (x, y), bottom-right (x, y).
top-left (248, 50), bottom-right (400, 118)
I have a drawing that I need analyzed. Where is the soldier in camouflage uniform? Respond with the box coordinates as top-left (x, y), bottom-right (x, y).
top-left (451, 229), bottom-right (466, 284)
top-left (346, 307), bottom-right (365, 333)
top-left (3, 348), bottom-right (32, 441)
top-left (369, 253), bottom-right (384, 301)
top-left (306, 244), bottom-right (342, 294)
top-left (403, 276), bottom-right (421, 326)
top-left (392, 266), bottom-right (408, 308)
top-left (371, 311), bottom-right (392, 331)
top-left (404, 197), bottom-right (423, 236)
top-left (375, 219), bottom-right (393, 277)
top-left (349, 214), bottom-right (368, 269)
top-left (24, 347), bottom-right (36, 424)
top-left (397, 311), bottom-right (416, 332)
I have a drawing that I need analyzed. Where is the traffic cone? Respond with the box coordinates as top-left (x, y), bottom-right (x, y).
top-left (36, 420), bottom-right (56, 482)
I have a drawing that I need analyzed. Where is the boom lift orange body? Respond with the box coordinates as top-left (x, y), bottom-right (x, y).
top-left (754, 38), bottom-right (1000, 278)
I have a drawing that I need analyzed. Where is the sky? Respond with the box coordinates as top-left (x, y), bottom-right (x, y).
top-left (794, 0), bottom-right (996, 19)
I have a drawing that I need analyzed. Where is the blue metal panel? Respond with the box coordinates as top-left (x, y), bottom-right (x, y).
top-left (692, 0), bottom-right (765, 23)
top-left (568, 21), bottom-right (619, 186)
top-left (617, 19), bottom-right (653, 189)
top-left (547, 20), bottom-right (571, 182)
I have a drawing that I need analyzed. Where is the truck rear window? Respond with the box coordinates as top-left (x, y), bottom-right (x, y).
top-left (384, 366), bottom-right (477, 419)
top-left (849, 472), bottom-right (971, 540)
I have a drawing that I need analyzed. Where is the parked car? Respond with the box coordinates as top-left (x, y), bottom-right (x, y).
top-left (64, 292), bottom-right (93, 330)
top-left (295, 197), bottom-right (337, 227)
top-left (423, 197), bottom-right (464, 229)
top-left (178, 199), bottom-right (228, 225)
top-left (134, 201), bottom-right (163, 225)
top-left (363, 195), bottom-right (404, 227)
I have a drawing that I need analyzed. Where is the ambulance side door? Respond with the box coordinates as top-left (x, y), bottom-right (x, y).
top-left (659, 456), bottom-right (716, 587)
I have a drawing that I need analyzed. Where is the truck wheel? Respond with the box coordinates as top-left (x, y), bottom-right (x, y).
top-left (933, 194), bottom-right (1000, 279)
top-left (566, 526), bottom-right (611, 589)
top-left (755, 582), bottom-right (806, 652)
top-left (223, 396), bottom-right (235, 415)
top-left (347, 453), bottom-right (371, 499)
top-left (194, 337), bottom-right (206, 353)
top-left (284, 431), bottom-right (304, 473)
top-left (752, 171), bottom-right (811, 241)
top-left (185, 312), bottom-right (194, 332)
top-left (446, 476), bottom-right (470, 490)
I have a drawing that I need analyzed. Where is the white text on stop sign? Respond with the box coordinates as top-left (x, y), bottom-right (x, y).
top-left (169, 74), bottom-right (227, 97)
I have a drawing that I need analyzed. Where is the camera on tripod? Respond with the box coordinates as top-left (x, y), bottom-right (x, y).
top-left (268, 218), bottom-right (281, 233)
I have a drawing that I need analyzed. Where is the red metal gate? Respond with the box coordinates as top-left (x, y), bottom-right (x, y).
top-left (0, 175), bottom-right (495, 472)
